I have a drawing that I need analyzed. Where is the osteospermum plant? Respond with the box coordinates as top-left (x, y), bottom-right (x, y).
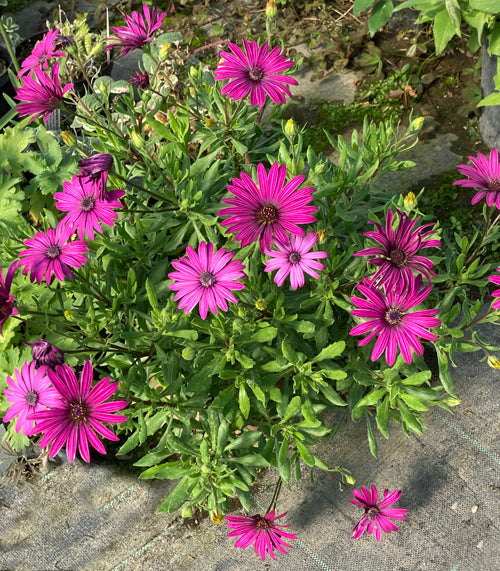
top-left (1, 1), bottom-right (499, 562)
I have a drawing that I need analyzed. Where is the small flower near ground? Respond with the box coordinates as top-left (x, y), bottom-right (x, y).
top-left (17, 29), bottom-right (66, 78)
top-left (168, 242), bottom-right (246, 320)
top-left (78, 153), bottom-right (113, 179)
top-left (354, 209), bottom-right (440, 293)
top-left (3, 361), bottom-right (60, 437)
top-left (487, 356), bottom-right (500, 370)
top-left (18, 223), bottom-right (89, 285)
top-left (218, 162), bottom-right (317, 252)
top-left (105, 2), bottom-right (166, 56)
top-left (25, 339), bottom-right (65, 368)
top-left (129, 70), bottom-right (150, 88)
top-left (29, 361), bottom-right (128, 463)
top-left (488, 266), bottom-right (500, 309)
top-left (350, 275), bottom-right (441, 366)
top-left (54, 173), bottom-right (124, 240)
top-left (214, 40), bottom-right (298, 107)
top-left (264, 231), bottom-right (327, 289)
top-left (350, 485), bottom-right (408, 541)
top-left (226, 510), bottom-right (297, 561)
top-left (0, 261), bottom-right (18, 335)
top-left (454, 148), bottom-right (500, 208)
top-left (15, 61), bottom-right (73, 124)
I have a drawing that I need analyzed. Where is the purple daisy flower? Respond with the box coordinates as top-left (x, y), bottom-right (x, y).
top-left (25, 339), bottom-right (65, 368)
top-left (354, 209), bottom-right (440, 293)
top-left (17, 29), bottom-right (66, 78)
top-left (226, 510), bottom-right (297, 561)
top-left (349, 275), bottom-right (441, 366)
top-left (351, 485), bottom-right (408, 541)
top-left (218, 163), bottom-right (317, 252)
top-left (78, 153), bottom-right (113, 179)
top-left (29, 360), bottom-right (128, 463)
top-left (18, 223), bottom-right (89, 285)
top-left (214, 40), bottom-right (298, 107)
top-left (128, 70), bottom-right (150, 88)
top-left (488, 266), bottom-right (500, 309)
top-left (264, 231), bottom-right (327, 289)
top-left (105, 3), bottom-right (166, 56)
top-left (3, 360), bottom-right (60, 437)
top-left (54, 173), bottom-right (124, 240)
top-left (453, 148), bottom-right (500, 208)
top-left (168, 242), bottom-right (246, 320)
top-left (0, 261), bottom-right (19, 335)
top-left (15, 61), bottom-right (73, 124)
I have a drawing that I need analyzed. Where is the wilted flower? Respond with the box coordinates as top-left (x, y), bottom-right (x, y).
top-left (3, 361), bottom-right (60, 437)
top-left (349, 275), bottom-right (441, 366)
top-left (214, 40), bottom-right (298, 107)
top-left (78, 153), bottom-right (113, 179)
top-left (168, 242), bottom-right (246, 320)
top-left (354, 209), bottom-right (440, 293)
top-left (226, 510), bottom-right (297, 561)
top-left (454, 148), bottom-right (500, 209)
top-left (264, 231), bottom-right (327, 289)
top-left (25, 339), bottom-right (65, 368)
top-left (18, 223), bottom-right (89, 285)
top-left (54, 172), bottom-right (124, 240)
top-left (15, 62), bottom-right (73, 124)
top-left (17, 29), bottom-right (66, 77)
top-left (128, 70), bottom-right (150, 88)
top-left (0, 262), bottom-right (18, 335)
top-left (30, 360), bottom-right (128, 463)
top-left (105, 2), bottom-right (166, 56)
top-left (218, 162), bottom-right (317, 252)
top-left (350, 485), bottom-right (408, 541)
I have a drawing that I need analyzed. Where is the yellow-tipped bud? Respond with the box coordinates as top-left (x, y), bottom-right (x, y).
top-left (155, 110), bottom-right (169, 125)
top-left (443, 397), bottom-right (461, 407)
top-left (404, 192), bottom-right (417, 211)
top-left (487, 356), bottom-right (500, 370)
top-left (159, 42), bottom-right (171, 60)
top-left (130, 130), bottom-right (144, 148)
top-left (64, 309), bottom-right (74, 320)
top-left (205, 118), bottom-right (213, 128)
top-left (345, 475), bottom-right (356, 485)
top-left (211, 512), bottom-right (224, 525)
top-left (284, 118), bottom-right (296, 138)
top-left (61, 130), bottom-right (76, 147)
top-left (255, 298), bottom-right (266, 310)
top-left (266, 0), bottom-right (277, 19)
top-left (316, 229), bottom-right (327, 244)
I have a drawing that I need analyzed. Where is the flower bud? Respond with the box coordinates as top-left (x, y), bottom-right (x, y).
top-left (487, 356), bottom-right (500, 370)
top-left (211, 511), bottom-right (224, 525)
top-left (284, 118), bottom-right (296, 138)
top-left (443, 397), bottom-right (461, 407)
top-left (64, 309), bottom-right (74, 320)
top-left (266, 0), bottom-right (277, 19)
top-left (130, 130), bottom-right (144, 148)
top-left (159, 42), bottom-right (171, 60)
top-left (345, 475), bottom-right (356, 485)
top-left (255, 298), bottom-right (266, 310)
top-left (204, 118), bottom-right (213, 128)
top-left (316, 229), bottom-right (327, 244)
top-left (182, 346), bottom-right (196, 360)
top-left (60, 130), bottom-right (76, 147)
top-left (155, 111), bottom-right (169, 125)
top-left (403, 192), bottom-right (417, 211)
top-left (25, 339), bottom-right (64, 368)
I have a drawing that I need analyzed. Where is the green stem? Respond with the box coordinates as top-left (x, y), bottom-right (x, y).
top-left (266, 477), bottom-right (283, 514)
top-left (72, 268), bottom-right (111, 306)
top-left (0, 18), bottom-right (19, 74)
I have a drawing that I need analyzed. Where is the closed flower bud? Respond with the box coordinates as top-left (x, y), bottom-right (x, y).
top-left (78, 153), bottom-right (113, 178)
top-left (266, 0), bottom-right (277, 19)
top-left (61, 130), bottom-right (76, 147)
top-left (130, 130), bottom-right (144, 148)
top-left (204, 118), bottom-right (213, 128)
top-left (487, 356), bottom-right (500, 370)
top-left (443, 397), bottom-right (461, 406)
top-left (284, 118), bottom-right (296, 138)
top-left (25, 339), bottom-right (64, 368)
top-left (182, 346), bottom-right (196, 360)
top-left (255, 298), bottom-right (266, 310)
top-left (159, 42), bottom-right (171, 60)
top-left (316, 229), bottom-right (327, 244)
top-left (404, 192), bottom-right (417, 211)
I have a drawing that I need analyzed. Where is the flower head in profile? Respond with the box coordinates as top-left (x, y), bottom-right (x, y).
top-left (128, 70), bottom-right (150, 88)
top-left (15, 61), bottom-right (73, 124)
top-left (54, 172), bottom-right (124, 240)
top-left (3, 361), bottom-right (60, 437)
top-left (25, 339), bottom-right (65, 368)
top-left (454, 148), bottom-right (500, 208)
top-left (354, 210), bottom-right (440, 293)
top-left (18, 29), bottom-right (66, 78)
top-left (18, 223), bottom-right (88, 285)
top-left (349, 275), bottom-right (441, 366)
top-left (226, 510), bottom-right (297, 561)
top-left (30, 361), bottom-right (128, 463)
top-left (0, 261), bottom-right (18, 335)
top-left (168, 242), bottom-right (246, 320)
top-left (264, 231), bottom-right (327, 289)
top-left (78, 153), bottom-right (113, 179)
top-left (218, 163), bottom-right (317, 252)
top-left (488, 266), bottom-right (500, 309)
top-left (350, 485), bottom-right (408, 541)
top-left (215, 40), bottom-right (298, 107)
top-left (105, 3), bottom-right (166, 56)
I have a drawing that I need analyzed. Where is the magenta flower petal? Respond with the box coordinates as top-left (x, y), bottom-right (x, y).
top-left (168, 242), bottom-right (246, 319)
top-left (30, 361), bottom-right (128, 463)
top-left (218, 163), bottom-right (317, 251)
top-left (0, 261), bottom-right (19, 334)
top-left (18, 29), bottom-right (66, 78)
top-left (488, 266), bottom-right (500, 309)
top-left (215, 40), bottom-right (298, 107)
top-left (454, 149), bottom-right (500, 209)
top-left (25, 338), bottom-right (64, 368)
top-left (18, 222), bottom-right (88, 285)
top-left (350, 275), bottom-right (441, 366)
top-left (78, 153), bottom-right (113, 179)
top-left (226, 510), bottom-right (297, 561)
top-left (350, 485), bottom-right (408, 541)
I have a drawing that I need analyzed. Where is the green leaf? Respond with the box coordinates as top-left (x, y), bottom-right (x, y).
top-left (353, 0), bottom-right (376, 17)
top-left (433, 8), bottom-right (460, 55)
top-left (397, 399), bottom-right (423, 434)
top-left (355, 387), bottom-right (387, 408)
top-left (436, 345), bottom-right (455, 396)
top-left (282, 395), bottom-right (302, 422)
top-left (225, 430), bottom-right (262, 451)
top-left (399, 393), bottom-right (429, 411)
top-left (312, 341), bottom-right (345, 362)
top-left (376, 396), bottom-right (390, 438)
top-left (401, 371), bottom-right (432, 385)
top-left (145, 278), bottom-right (159, 310)
top-left (366, 414), bottom-right (378, 458)
top-left (319, 384), bottom-right (347, 406)
top-left (117, 431), bottom-right (140, 455)
top-left (228, 454), bottom-right (270, 467)
top-left (139, 461), bottom-right (192, 479)
top-left (156, 476), bottom-right (193, 513)
top-left (249, 326), bottom-right (277, 343)
top-left (278, 438), bottom-right (291, 483)
top-left (368, 1), bottom-right (394, 37)
top-left (469, 0), bottom-right (499, 13)
top-left (238, 385), bottom-right (250, 419)
top-left (294, 438), bottom-right (315, 466)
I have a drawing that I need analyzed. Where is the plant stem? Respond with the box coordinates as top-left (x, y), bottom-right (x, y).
top-left (72, 268), bottom-right (111, 306)
top-left (266, 477), bottom-right (283, 513)
top-left (0, 18), bottom-right (19, 74)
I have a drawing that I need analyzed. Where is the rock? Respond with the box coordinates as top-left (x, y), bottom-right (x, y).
top-left (479, 38), bottom-right (500, 150)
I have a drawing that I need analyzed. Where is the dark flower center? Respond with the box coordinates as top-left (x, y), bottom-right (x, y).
top-left (257, 204), bottom-right (279, 224)
top-left (385, 307), bottom-right (403, 326)
top-left (488, 178), bottom-right (500, 192)
top-left (80, 196), bottom-right (96, 212)
top-left (255, 516), bottom-right (271, 530)
top-left (69, 402), bottom-right (88, 422)
top-left (248, 67), bottom-right (264, 82)
top-left (366, 506), bottom-right (380, 520)
top-left (389, 248), bottom-right (407, 267)
top-left (25, 390), bottom-right (38, 407)
top-left (0, 299), bottom-right (13, 319)
top-left (199, 271), bottom-right (216, 287)
top-left (46, 244), bottom-right (61, 259)
top-left (47, 95), bottom-right (60, 110)
top-left (288, 252), bottom-right (301, 264)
